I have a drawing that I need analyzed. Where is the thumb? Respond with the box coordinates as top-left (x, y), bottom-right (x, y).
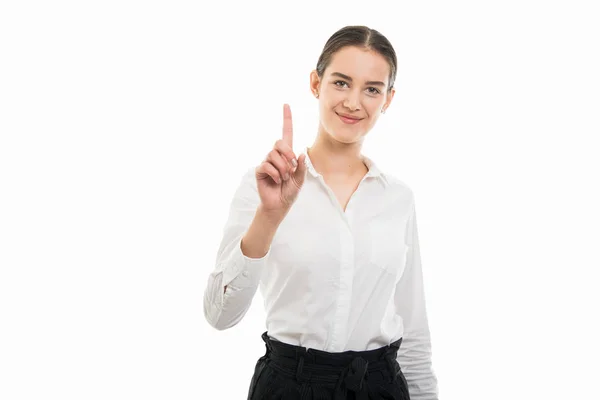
top-left (293, 153), bottom-right (308, 184)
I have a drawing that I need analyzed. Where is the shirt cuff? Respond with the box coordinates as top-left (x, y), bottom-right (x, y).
top-left (220, 236), bottom-right (270, 289)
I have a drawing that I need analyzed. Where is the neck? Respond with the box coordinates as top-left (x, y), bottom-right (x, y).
top-left (307, 129), bottom-right (367, 178)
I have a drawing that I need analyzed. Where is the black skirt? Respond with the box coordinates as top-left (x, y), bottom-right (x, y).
top-left (247, 331), bottom-right (411, 400)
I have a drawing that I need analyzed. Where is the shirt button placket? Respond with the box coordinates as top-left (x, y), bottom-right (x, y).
top-left (329, 223), bottom-right (355, 352)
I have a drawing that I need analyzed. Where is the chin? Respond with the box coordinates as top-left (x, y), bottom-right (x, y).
top-left (329, 128), bottom-right (364, 144)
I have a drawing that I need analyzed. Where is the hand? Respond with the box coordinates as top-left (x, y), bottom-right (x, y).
top-left (255, 104), bottom-right (307, 218)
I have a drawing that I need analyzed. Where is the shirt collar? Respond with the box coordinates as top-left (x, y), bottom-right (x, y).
top-left (303, 146), bottom-right (389, 187)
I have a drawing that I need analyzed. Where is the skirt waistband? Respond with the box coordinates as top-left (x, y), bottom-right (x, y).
top-left (260, 332), bottom-right (403, 390)
top-left (261, 332), bottom-right (402, 367)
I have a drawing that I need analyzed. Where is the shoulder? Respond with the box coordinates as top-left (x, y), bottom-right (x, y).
top-left (243, 166), bottom-right (259, 191)
top-left (241, 166), bottom-right (256, 182)
top-left (382, 173), bottom-right (415, 200)
top-left (380, 173), bottom-right (418, 221)
top-left (364, 154), bottom-right (414, 201)
top-left (229, 166), bottom-right (258, 201)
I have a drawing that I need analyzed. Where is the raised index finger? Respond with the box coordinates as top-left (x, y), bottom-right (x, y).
top-left (282, 103), bottom-right (293, 149)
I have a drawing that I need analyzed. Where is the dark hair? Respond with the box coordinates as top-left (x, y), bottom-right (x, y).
top-left (316, 26), bottom-right (398, 92)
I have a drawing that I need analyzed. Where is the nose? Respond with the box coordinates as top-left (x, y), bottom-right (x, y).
top-left (343, 89), bottom-right (361, 111)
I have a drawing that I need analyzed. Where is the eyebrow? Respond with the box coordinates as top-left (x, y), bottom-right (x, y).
top-left (331, 72), bottom-right (386, 87)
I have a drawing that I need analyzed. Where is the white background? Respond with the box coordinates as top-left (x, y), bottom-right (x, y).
top-left (1, 1), bottom-right (599, 399)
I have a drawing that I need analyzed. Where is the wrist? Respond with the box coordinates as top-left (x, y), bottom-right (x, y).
top-left (256, 205), bottom-right (287, 226)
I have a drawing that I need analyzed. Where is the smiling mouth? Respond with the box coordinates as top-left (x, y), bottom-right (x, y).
top-left (336, 113), bottom-right (362, 124)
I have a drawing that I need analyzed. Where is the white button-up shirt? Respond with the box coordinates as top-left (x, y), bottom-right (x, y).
top-left (203, 148), bottom-right (439, 399)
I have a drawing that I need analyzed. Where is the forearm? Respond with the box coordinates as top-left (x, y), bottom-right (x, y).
top-left (218, 206), bottom-right (285, 295)
top-left (240, 205), bottom-right (285, 258)
top-left (205, 206), bottom-right (284, 329)
top-left (204, 168), bottom-right (283, 330)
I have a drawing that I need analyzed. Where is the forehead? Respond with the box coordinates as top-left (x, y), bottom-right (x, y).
top-left (324, 46), bottom-right (390, 83)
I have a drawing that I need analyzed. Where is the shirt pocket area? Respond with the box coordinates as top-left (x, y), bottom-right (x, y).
top-left (368, 221), bottom-right (409, 282)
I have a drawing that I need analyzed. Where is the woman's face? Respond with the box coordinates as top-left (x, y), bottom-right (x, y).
top-left (310, 45), bottom-right (395, 144)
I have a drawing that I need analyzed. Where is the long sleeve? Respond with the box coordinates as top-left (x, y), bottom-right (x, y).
top-left (395, 198), bottom-right (439, 399)
top-left (203, 167), bottom-right (271, 330)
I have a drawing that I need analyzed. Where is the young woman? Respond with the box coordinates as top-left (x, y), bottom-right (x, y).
top-left (203, 25), bottom-right (439, 400)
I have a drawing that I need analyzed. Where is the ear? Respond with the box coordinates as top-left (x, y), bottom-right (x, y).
top-left (382, 87), bottom-right (396, 112)
top-left (309, 70), bottom-right (321, 98)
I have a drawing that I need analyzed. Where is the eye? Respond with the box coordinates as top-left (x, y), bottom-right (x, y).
top-left (333, 80), bottom-right (349, 88)
top-left (367, 87), bottom-right (381, 95)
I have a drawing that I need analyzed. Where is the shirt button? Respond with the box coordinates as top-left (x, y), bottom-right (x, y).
top-left (242, 270), bottom-right (249, 277)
